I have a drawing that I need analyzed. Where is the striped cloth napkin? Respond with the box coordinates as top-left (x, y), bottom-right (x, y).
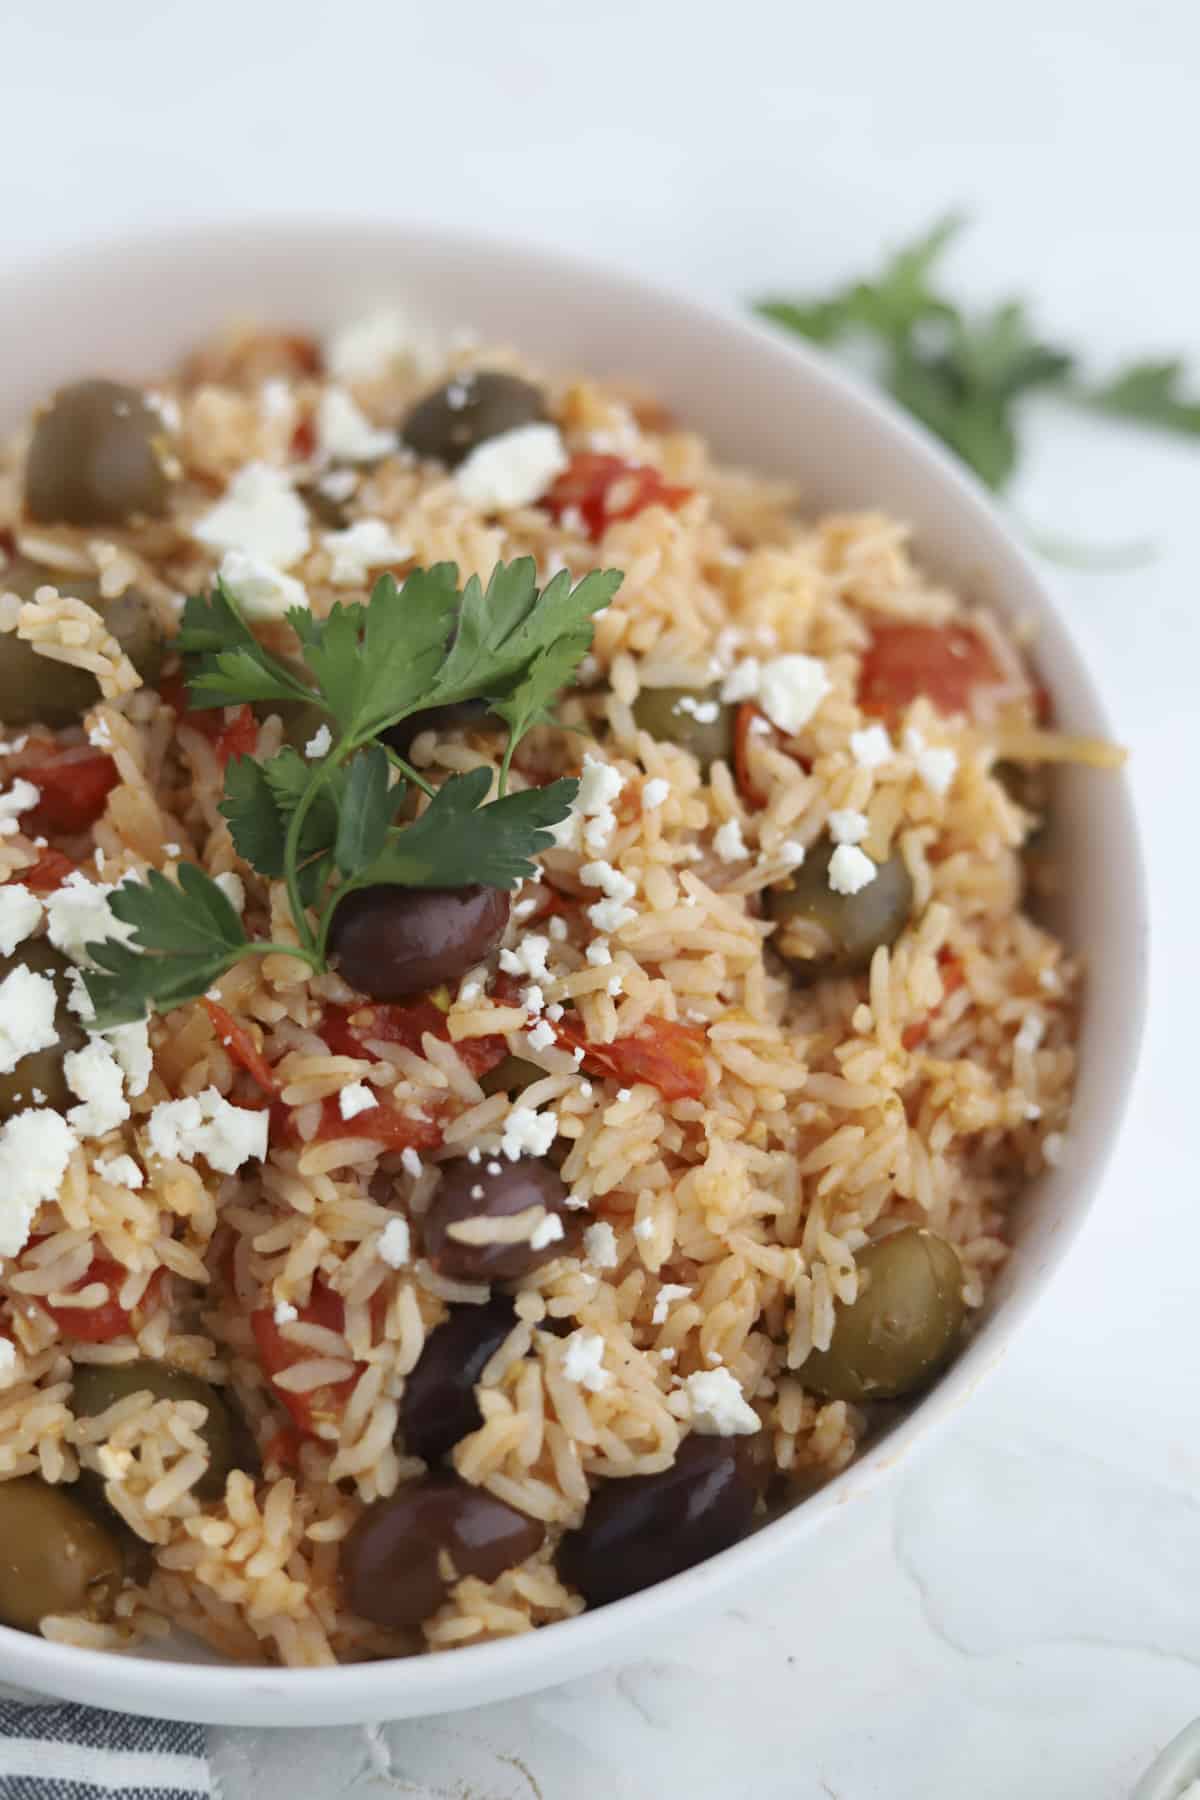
top-left (0, 1697), bottom-right (210, 1799)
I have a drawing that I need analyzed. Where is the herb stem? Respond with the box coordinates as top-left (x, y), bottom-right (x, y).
top-left (381, 747), bottom-right (437, 798)
top-left (281, 741), bottom-right (354, 956)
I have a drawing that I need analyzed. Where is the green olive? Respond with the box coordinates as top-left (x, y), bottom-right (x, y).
top-left (25, 380), bottom-right (171, 526)
top-left (0, 939), bottom-right (87, 1124)
top-left (402, 372), bottom-right (547, 468)
top-left (479, 1054), bottom-right (545, 1098)
top-left (72, 1362), bottom-right (238, 1502)
top-left (0, 1476), bottom-right (124, 1632)
top-left (801, 1228), bottom-right (966, 1402)
top-left (763, 840), bottom-right (914, 979)
top-left (0, 558), bottom-right (167, 725)
top-left (631, 684), bottom-right (734, 772)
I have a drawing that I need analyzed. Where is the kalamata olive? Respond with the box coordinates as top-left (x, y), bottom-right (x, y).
top-left (0, 560), bottom-right (167, 726)
top-left (25, 380), bottom-right (171, 526)
top-left (0, 1475), bottom-right (124, 1632)
top-left (424, 1155), bottom-right (574, 1282)
top-left (401, 372), bottom-right (547, 468)
top-left (382, 699), bottom-right (499, 759)
top-left (0, 939), bottom-right (87, 1124)
top-left (328, 884), bottom-right (510, 1002)
top-left (631, 684), bottom-right (734, 772)
top-left (341, 1471), bottom-right (544, 1629)
top-left (401, 1298), bottom-right (517, 1462)
top-left (478, 1054), bottom-right (544, 1099)
top-left (763, 839), bottom-right (914, 979)
top-left (557, 1436), bottom-right (755, 1607)
top-left (801, 1227), bottom-right (966, 1402)
top-left (72, 1361), bottom-right (238, 1502)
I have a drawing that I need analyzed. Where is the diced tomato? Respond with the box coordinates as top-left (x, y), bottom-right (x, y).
top-left (158, 669), bottom-right (226, 745)
top-left (290, 414), bottom-right (316, 461)
top-left (251, 1277), bottom-right (360, 1437)
top-left (203, 998), bottom-right (280, 1096)
top-left (214, 704), bottom-right (258, 767)
top-left (41, 1257), bottom-right (165, 1344)
top-left (6, 847), bottom-right (74, 893)
top-left (542, 453), bottom-right (692, 543)
top-left (733, 703), bottom-right (771, 810)
top-left (263, 1423), bottom-right (304, 1471)
top-left (311, 1095), bottom-right (447, 1152)
top-left (23, 750), bottom-right (118, 836)
top-left (902, 951), bottom-right (967, 1051)
top-left (858, 623), bottom-right (999, 721)
top-left (555, 1014), bottom-right (709, 1102)
top-left (321, 999), bottom-right (506, 1082)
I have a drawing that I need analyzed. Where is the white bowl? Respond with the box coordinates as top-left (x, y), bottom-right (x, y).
top-left (0, 221), bottom-right (1147, 1726)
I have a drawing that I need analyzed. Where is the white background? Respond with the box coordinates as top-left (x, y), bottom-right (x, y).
top-left (3, 1), bottom-right (1198, 1794)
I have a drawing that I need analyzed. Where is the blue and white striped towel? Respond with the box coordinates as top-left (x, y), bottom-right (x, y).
top-left (0, 1698), bottom-right (209, 1800)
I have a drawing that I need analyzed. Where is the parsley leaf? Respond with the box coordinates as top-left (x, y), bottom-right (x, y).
top-left (344, 768), bottom-right (578, 895)
top-left (1085, 358), bottom-right (1200, 436)
top-left (81, 866), bottom-right (252, 1028)
top-left (178, 579), bottom-right (314, 711)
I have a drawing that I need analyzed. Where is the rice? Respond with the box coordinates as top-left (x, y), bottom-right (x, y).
top-left (0, 318), bottom-right (1105, 1666)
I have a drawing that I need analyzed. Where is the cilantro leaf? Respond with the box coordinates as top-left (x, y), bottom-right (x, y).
top-left (346, 769), bottom-right (578, 893)
top-left (178, 579), bottom-right (313, 711)
top-left (1086, 359), bottom-right (1200, 436)
top-left (81, 867), bottom-right (251, 1028)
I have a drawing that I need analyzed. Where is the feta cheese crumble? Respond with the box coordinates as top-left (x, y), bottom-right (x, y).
top-left (46, 873), bottom-right (137, 966)
top-left (904, 727), bottom-right (958, 797)
top-left (500, 1105), bottom-right (558, 1162)
top-left (499, 934), bottom-right (551, 984)
top-left (316, 386), bottom-right (396, 463)
top-left (65, 1039), bottom-right (130, 1138)
top-left (305, 724), bottom-right (333, 760)
top-left (193, 462), bottom-right (310, 569)
top-left (525, 1018), bottom-right (556, 1053)
top-left (652, 1283), bottom-right (692, 1325)
top-left (378, 1217), bottom-right (412, 1269)
top-left (0, 966), bottom-right (59, 1075)
top-left (147, 1088), bottom-right (268, 1174)
top-left (217, 549), bottom-right (307, 622)
top-left (93, 1152), bottom-right (143, 1190)
top-left (672, 694), bottom-right (719, 725)
top-left (713, 817), bottom-right (748, 863)
top-left (580, 861), bottom-right (638, 933)
top-left (683, 1367), bottom-right (761, 1436)
top-left (326, 309), bottom-right (438, 383)
top-left (338, 1082), bottom-right (378, 1120)
top-left (551, 754), bottom-right (625, 853)
top-left (722, 654), bottom-right (831, 734)
top-left (585, 939), bottom-right (612, 967)
top-left (323, 518), bottom-right (410, 587)
top-left (273, 1301), bottom-right (298, 1326)
top-left (642, 777), bottom-right (670, 810)
top-left (850, 724), bottom-right (894, 769)
top-left (0, 779), bottom-right (39, 838)
top-left (529, 1213), bottom-right (565, 1252)
top-left (0, 1109), bottom-right (77, 1257)
top-left (0, 884), bottom-right (42, 956)
top-left (561, 1329), bottom-right (611, 1392)
top-left (583, 1220), bottom-right (619, 1268)
top-left (455, 424), bottom-right (568, 511)
top-left (828, 844), bottom-right (877, 895)
top-left (828, 809), bottom-right (869, 845)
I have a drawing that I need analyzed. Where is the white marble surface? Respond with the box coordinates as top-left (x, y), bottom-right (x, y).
top-left (3, 0), bottom-right (1198, 1792)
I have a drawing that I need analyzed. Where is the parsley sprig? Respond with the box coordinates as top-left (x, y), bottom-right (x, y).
top-left (83, 558), bottom-right (621, 1029)
top-left (755, 214), bottom-right (1200, 493)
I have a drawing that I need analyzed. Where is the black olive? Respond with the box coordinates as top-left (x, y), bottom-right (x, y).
top-left (25, 380), bottom-right (171, 526)
top-left (478, 1055), bottom-right (544, 1099)
top-left (401, 372), bottom-right (547, 468)
top-left (328, 885), bottom-right (510, 1002)
top-left (401, 1298), bottom-right (517, 1462)
top-left (557, 1436), bottom-right (756, 1607)
top-left (424, 1155), bottom-right (576, 1283)
top-left (340, 1472), bottom-right (544, 1629)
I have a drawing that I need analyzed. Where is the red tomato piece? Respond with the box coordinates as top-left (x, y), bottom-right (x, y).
top-left (251, 1277), bottom-right (359, 1437)
top-left (321, 1000), bottom-right (506, 1081)
top-left (42, 1257), bottom-right (165, 1344)
top-left (733, 702), bottom-right (771, 810)
top-left (290, 414), bottom-right (316, 461)
top-left (23, 751), bottom-right (118, 835)
top-left (902, 951), bottom-right (967, 1051)
top-left (215, 704), bottom-right (258, 767)
top-left (858, 624), bottom-right (999, 721)
top-left (203, 998), bottom-right (280, 1096)
top-left (542, 453), bottom-right (692, 543)
top-left (311, 1095), bottom-right (447, 1153)
top-left (555, 1015), bottom-right (709, 1102)
top-left (6, 848), bottom-right (75, 893)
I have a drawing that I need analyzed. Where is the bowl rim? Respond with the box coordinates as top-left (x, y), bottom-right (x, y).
top-left (0, 216), bottom-right (1148, 1724)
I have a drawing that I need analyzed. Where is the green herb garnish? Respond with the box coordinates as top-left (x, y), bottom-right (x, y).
top-left (83, 558), bottom-right (620, 1029)
top-left (755, 214), bottom-right (1200, 493)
